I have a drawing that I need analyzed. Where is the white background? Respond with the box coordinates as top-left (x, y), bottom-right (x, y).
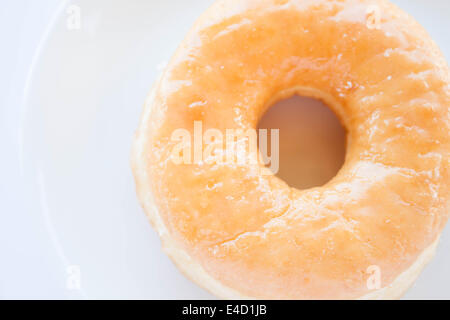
top-left (0, 0), bottom-right (449, 299)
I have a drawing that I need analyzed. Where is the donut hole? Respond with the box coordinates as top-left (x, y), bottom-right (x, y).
top-left (257, 95), bottom-right (346, 190)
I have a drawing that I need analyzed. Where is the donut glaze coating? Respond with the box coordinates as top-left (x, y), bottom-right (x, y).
top-left (132, 0), bottom-right (450, 299)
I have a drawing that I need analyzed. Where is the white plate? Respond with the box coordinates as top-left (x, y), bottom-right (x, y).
top-left (1, 0), bottom-right (449, 299)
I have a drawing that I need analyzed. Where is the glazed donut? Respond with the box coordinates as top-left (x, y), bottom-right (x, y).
top-left (132, 0), bottom-right (450, 299)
